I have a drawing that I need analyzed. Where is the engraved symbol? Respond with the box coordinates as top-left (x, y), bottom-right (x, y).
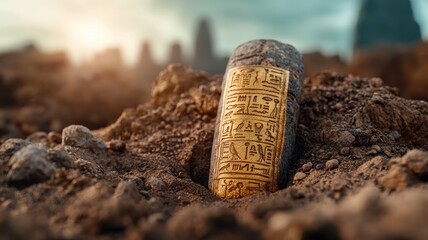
top-left (228, 182), bottom-right (244, 198)
top-left (229, 142), bottom-right (241, 160)
top-left (244, 121), bottom-right (252, 132)
top-left (253, 71), bottom-right (259, 85)
top-left (236, 105), bottom-right (245, 114)
top-left (245, 142), bottom-right (250, 160)
top-left (270, 99), bottom-right (279, 118)
top-left (219, 163), bottom-right (230, 172)
top-left (231, 72), bottom-right (238, 87)
top-left (257, 144), bottom-right (265, 162)
top-left (266, 129), bottom-right (275, 142)
top-left (224, 111), bottom-right (233, 118)
top-left (254, 123), bottom-right (263, 134)
top-left (238, 95), bottom-right (247, 102)
top-left (254, 123), bottom-right (263, 140)
top-left (221, 180), bottom-right (234, 198)
top-left (234, 120), bottom-right (245, 132)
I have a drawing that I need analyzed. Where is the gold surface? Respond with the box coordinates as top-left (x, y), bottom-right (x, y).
top-left (212, 65), bottom-right (290, 198)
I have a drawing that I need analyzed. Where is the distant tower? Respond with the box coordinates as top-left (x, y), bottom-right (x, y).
top-left (168, 42), bottom-right (183, 64)
top-left (354, 0), bottom-right (422, 52)
top-left (139, 41), bottom-right (156, 69)
top-left (193, 19), bottom-right (215, 73)
top-left (138, 41), bottom-right (159, 90)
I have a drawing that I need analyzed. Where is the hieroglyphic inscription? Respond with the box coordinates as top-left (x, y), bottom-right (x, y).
top-left (212, 65), bottom-right (290, 198)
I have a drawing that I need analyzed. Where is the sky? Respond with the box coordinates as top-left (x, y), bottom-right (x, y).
top-left (0, 0), bottom-right (427, 65)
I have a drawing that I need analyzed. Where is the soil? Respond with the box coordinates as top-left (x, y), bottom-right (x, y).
top-left (0, 65), bottom-right (427, 240)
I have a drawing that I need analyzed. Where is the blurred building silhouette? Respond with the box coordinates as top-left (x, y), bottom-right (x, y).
top-left (192, 19), bottom-right (228, 74)
top-left (168, 42), bottom-right (184, 64)
top-left (354, 0), bottom-right (422, 51)
top-left (135, 18), bottom-right (228, 90)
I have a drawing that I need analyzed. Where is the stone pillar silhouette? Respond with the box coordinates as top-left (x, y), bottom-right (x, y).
top-left (354, 0), bottom-right (421, 51)
top-left (137, 41), bottom-right (159, 92)
top-left (168, 42), bottom-right (184, 64)
top-left (193, 19), bottom-right (216, 73)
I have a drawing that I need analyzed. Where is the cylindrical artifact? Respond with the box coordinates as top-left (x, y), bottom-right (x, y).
top-left (209, 39), bottom-right (304, 199)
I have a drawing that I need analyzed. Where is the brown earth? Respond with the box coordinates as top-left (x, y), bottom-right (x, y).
top-left (0, 64), bottom-right (427, 240)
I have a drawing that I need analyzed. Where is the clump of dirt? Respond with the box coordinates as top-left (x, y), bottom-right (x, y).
top-left (0, 65), bottom-right (427, 239)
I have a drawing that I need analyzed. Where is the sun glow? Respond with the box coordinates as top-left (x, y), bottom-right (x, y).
top-left (66, 19), bottom-right (118, 63)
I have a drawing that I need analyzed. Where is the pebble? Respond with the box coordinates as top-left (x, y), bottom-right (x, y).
top-left (114, 180), bottom-right (141, 202)
top-left (146, 176), bottom-right (166, 191)
top-left (0, 138), bottom-right (32, 157)
top-left (47, 147), bottom-right (76, 169)
top-left (331, 176), bottom-right (348, 191)
top-left (402, 149), bottom-right (428, 175)
top-left (7, 145), bottom-right (54, 186)
top-left (366, 149), bottom-right (377, 156)
top-left (379, 165), bottom-right (415, 190)
top-left (315, 163), bottom-right (324, 170)
top-left (333, 102), bottom-right (344, 111)
top-left (107, 140), bottom-right (126, 152)
top-left (379, 150), bottom-right (428, 190)
top-left (389, 130), bottom-right (401, 140)
top-left (326, 159), bottom-right (339, 170)
top-left (47, 132), bottom-right (62, 144)
top-left (293, 172), bottom-right (307, 181)
top-left (372, 145), bottom-right (381, 153)
top-left (62, 125), bottom-right (106, 153)
top-left (340, 147), bottom-right (351, 156)
top-left (337, 131), bottom-right (356, 147)
top-left (302, 162), bottom-right (313, 172)
top-left (175, 99), bottom-right (187, 113)
top-left (350, 129), bottom-right (371, 146)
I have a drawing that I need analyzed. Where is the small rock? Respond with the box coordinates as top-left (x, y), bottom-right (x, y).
top-left (379, 150), bottom-right (428, 190)
top-left (372, 145), bottom-right (381, 153)
top-left (114, 180), bottom-right (141, 202)
top-left (302, 162), bottom-right (313, 172)
top-left (355, 156), bottom-right (388, 178)
top-left (175, 99), bottom-right (187, 113)
top-left (26, 132), bottom-right (48, 144)
top-left (384, 150), bottom-right (393, 158)
top-left (331, 176), bottom-right (348, 191)
top-left (315, 164), bottom-right (324, 170)
top-left (336, 131), bottom-right (356, 147)
top-left (146, 176), bottom-right (166, 191)
top-left (366, 149), bottom-right (377, 156)
top-left (107, 140), bottom-right (126, 152)
top-left (7, 145), bottom-right (54, 186)
top-left (268, 212), bottom-right (292, 231)
top-left (47, 132), bottom-right (62, 144)
top-left (62, 125), bottom-right (106, 153)
top-left (333, 102), bottom-right (344, 111)
top-left (379, 165), bottom-right (417, 190)
top-left (47, 147), bottom-right (76, 169)
top-left (350, 129), bottom-right (370, 146)
top-left (401, 149), bottom-right (428, 176)
top-left (326, 159), bottom-right (339, 170)
top-left (293, 172), bottom-right (307, 181)
top-left (0, 138), bottom-right (32, 157)
top-left (339, 147), bottom-right (351, 156)
top-left (369, 77), bottom-right (383, 87)
top-left (389, 130), bottom-right (401, 140)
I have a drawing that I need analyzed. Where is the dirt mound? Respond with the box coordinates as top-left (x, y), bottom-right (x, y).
top-left (0, 65), bottom-right (427, 239)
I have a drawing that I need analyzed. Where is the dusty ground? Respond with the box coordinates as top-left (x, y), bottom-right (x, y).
top-left (0, 64), bottom-right (427, 240)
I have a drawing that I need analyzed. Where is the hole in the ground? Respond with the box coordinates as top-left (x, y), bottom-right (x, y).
top-left (188, 135), bottom-right (213, 188)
